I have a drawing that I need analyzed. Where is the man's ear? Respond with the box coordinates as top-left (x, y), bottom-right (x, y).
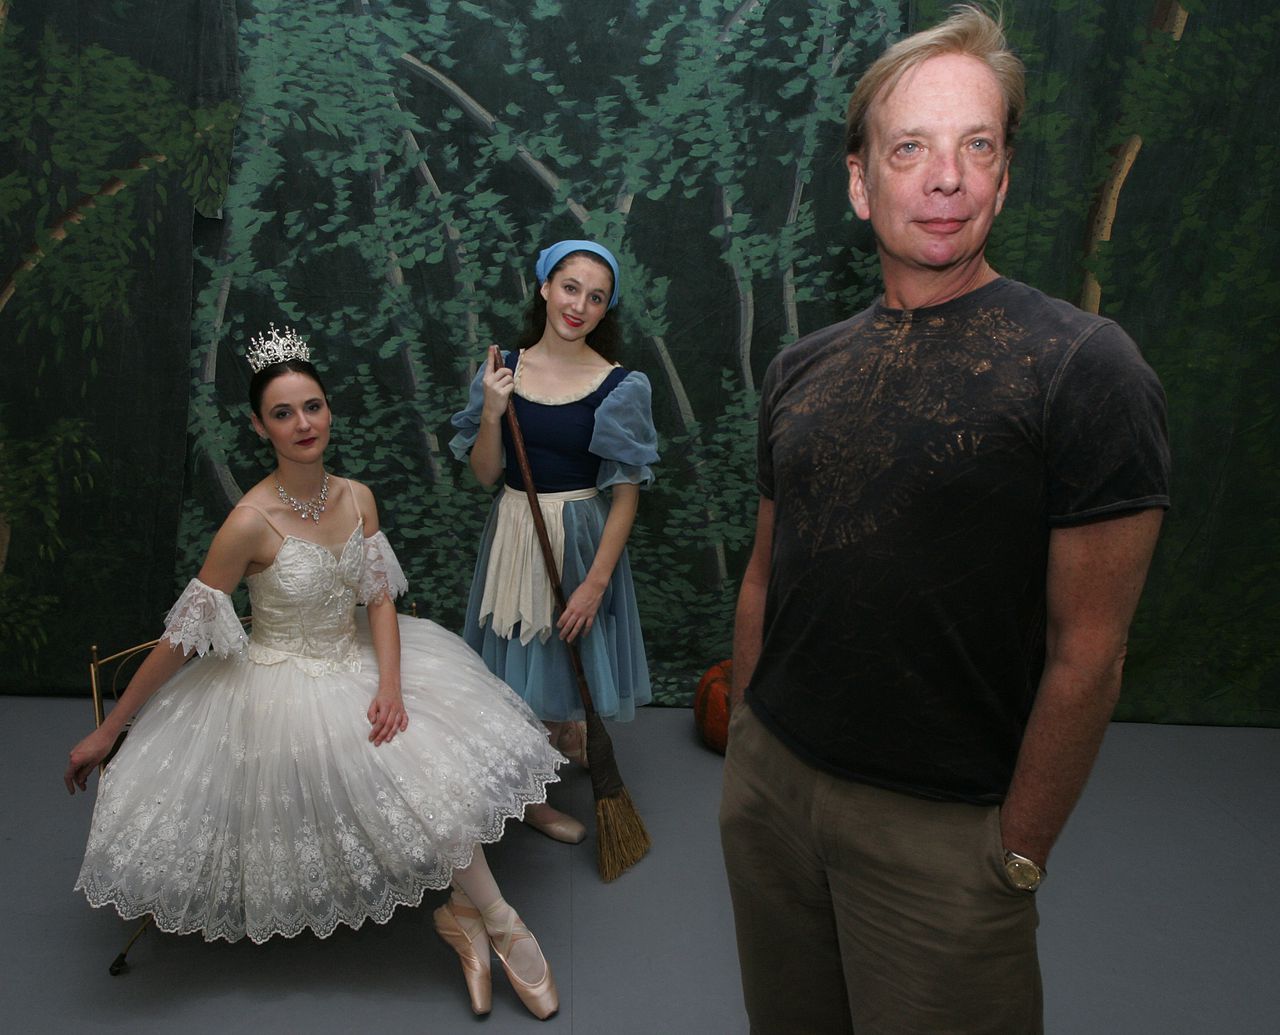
top-left (846, 153), bottom-right (871, 222)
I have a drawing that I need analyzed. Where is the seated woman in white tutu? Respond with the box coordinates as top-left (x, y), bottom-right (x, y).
top-left (64, 326), bottom-right (563, 1020)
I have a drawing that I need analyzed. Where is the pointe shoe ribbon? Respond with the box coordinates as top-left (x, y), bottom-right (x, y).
top-left (486, 907), bottom-right (559, 1020)
top-left (433, 900), bottom-right (492, 1015)
top-left (557, 720), bottom-right (590, 769)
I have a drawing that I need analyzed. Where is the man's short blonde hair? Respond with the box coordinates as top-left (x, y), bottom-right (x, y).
top-left (844, 4), bottom-right (1026, 156)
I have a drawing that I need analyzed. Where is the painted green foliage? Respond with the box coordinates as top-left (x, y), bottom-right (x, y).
top-left (182, 0), bottom-right (901, 701)
top-left (175, 0), bottom-right (1280, 719)
top-left (1081, 3), bottom-right (1280, 723)
top-left (0, 2), bottom-right (237, 685)
top-left (0, 410), bottom-right (99, 670)
top-left (0, 12), bottom-right (236, 356)
top-left (3, 0), bottom-right (1277, 721)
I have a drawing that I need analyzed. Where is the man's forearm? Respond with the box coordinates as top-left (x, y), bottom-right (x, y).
top-left (1003, 509), bottom-right (1165, 866)
top-left (999, 655), bottom-right (1123, 866)
top-left (731, 578), bottom-right (766, 708)
top-left (731, 497), bottom-right (775, 709)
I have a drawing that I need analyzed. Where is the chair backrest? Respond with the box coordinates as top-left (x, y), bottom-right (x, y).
top-left (89, 638), bottom-right (159, 729)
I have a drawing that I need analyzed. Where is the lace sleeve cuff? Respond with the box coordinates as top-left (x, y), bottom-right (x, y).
top-left (359, 531), bottom-right (409, 604)
top-left (161, 578), bottom-right (247, 658)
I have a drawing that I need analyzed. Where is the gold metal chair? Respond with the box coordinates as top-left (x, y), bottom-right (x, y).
top-left (87, 616), bottom-right (251, 975)
top-left (88, 634), bottom-right (161, 975)
top-left (88, 638), bottom-right (156, 771)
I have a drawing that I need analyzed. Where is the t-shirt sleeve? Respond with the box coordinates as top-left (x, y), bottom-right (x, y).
top-left (1044, 322), bottom-right (1171, 525)
top-left (592, 371), bottom-right (660, 489)
top-left (448, 355), bottom-right (504, 461)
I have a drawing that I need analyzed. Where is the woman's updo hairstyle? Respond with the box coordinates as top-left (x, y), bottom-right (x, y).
top-left (249, 359), bottom-right (329, 418)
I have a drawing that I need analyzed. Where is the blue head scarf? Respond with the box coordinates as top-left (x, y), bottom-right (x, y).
top-left (534, 240), bottom-right (621, 309)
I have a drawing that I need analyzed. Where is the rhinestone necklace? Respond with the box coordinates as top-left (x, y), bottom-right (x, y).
top-left (275, 470), bottom-right (329, 523)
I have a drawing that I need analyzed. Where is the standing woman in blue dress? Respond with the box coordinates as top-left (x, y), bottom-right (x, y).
top-left (450, 240), bottom-right (659, 844)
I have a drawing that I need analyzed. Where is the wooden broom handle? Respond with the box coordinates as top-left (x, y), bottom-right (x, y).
top-left (496, 350), bottom-right (599, 719)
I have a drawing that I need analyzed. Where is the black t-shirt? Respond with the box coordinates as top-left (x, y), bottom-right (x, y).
top-left (746, 278), bottom-right (1171, 804)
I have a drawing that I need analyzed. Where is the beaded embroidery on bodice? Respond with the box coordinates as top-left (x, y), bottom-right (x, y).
top-left (245, 523), bottom-right (364, 673)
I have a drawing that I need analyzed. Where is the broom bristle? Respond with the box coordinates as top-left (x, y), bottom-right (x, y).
top-left (595, 789), bottom-right (651, 882)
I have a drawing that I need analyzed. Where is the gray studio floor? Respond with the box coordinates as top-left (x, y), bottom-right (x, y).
top-left (4, 696), bottom-right (1278, 1034)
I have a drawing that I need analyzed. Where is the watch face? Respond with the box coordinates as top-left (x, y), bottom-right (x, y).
top-left (1005, 856), bottom-right (1042, 892)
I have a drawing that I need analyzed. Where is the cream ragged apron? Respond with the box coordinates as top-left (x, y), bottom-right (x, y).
top-left (479, 484), bottom-right (598, 644)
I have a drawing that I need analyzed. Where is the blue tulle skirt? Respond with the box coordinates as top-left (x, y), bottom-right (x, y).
top-left (462, 493), bottom-right (651, 722)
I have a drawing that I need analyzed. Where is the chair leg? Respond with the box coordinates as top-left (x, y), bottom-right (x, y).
top-left (109, 916), bottom-right (153, 976)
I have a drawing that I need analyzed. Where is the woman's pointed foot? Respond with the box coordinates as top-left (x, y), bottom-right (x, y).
top-left (483, 902), bottom-right (558, 1021)
top-left (523, 801), bottom-right (586, 844)
top-left (433, 899), bottom-right (492, 1015)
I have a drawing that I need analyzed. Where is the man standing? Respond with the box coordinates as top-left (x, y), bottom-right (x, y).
top-left (719, 7), bottom-right (1171, 1034)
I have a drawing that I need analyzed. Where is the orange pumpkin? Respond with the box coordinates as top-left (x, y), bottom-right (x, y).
top-left (694, 659), bottom-right (733, 755)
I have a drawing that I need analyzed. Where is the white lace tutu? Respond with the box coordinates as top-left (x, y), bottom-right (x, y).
top-left (75, 527), bottom-right (562, 944)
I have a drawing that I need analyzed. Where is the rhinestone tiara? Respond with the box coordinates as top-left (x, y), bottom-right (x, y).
top-left (246, 324), bottom-right (310, 373)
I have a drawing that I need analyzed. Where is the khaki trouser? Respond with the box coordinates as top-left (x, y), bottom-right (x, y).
top-left (719, 704), bottom-right (1043, 1035)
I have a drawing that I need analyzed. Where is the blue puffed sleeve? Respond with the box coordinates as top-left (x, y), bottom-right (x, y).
top-left (448, 353), bottom-right (508, 461)
top-left (592, 371), bottom-right (660, 489)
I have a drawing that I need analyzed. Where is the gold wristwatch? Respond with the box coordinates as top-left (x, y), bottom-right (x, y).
top-left (1003, 850), bottom-right (1045, 892)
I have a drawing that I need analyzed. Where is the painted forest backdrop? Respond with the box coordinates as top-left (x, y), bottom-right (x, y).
top-left (2, 0), bottom-right (1277, 725)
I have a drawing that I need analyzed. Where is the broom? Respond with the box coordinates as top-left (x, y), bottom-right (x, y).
top-left (496, 352), bottom-right (651, 881)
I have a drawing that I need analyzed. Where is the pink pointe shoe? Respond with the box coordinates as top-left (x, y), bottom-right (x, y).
top-left (433, 900), bottom-right (492, 1015)
top-left (488, 909), bottom-right (558, 1020)
top-left (523, 802), bottom-right (586, 845)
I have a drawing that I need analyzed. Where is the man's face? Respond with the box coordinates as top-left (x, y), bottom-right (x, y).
top-left (847, 53), bottom-right (1009, 288)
